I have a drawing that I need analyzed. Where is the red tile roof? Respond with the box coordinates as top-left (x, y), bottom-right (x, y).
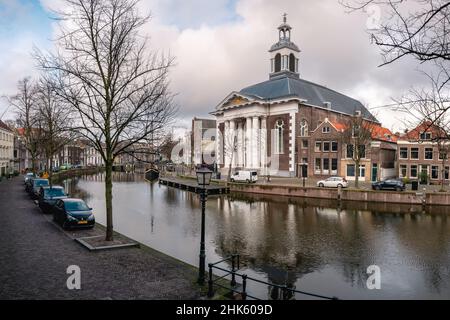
top-left (401, 121), bottom-right (445, 141)
top-left (371, 126), bottom-right (397, 142)
top-left (329, 120), bottom-right (397, 142)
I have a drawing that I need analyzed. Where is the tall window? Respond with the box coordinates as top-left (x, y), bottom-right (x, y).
top-left (400, 147), bottom-right (408, 159)
top-left (274, 119), bottom-right (284, 154)
top-left (425, 148), bottom-right (433, 160)
top-left (346, 144), bottom-right (354, 158)
top-left (289, 53), bottom-right (296, 72)
top-left (300, 119), bottom-right (308, 137)
top-left (274, 53), bottom-right (281, 73)
top-left (432, 166), bottom-right (439, 179)
top-left (410, 148), bottom-right (419, 159)
top-left (315, 158), bottom-right (321, 173)
top-left (400, 165), bottom-right (407, 178)
top-left (331, 141), bottom-right (338, 152)
top-left (410, 165), bottom-right (418, 178)
top-left (331, 158), bottom-right (338, 173)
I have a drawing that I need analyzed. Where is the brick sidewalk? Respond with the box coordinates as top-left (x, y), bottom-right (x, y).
top-left (0, 177), bottom-right (200, 299)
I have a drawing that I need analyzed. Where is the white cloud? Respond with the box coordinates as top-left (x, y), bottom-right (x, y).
top-left (2, 0), bottom-right (434, 132)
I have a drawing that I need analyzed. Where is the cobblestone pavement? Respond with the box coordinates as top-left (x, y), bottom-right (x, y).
top-left (0, 177), bottom-right (201, 300)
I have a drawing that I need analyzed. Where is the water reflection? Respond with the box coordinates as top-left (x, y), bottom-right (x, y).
top-left (58, 173), bottom-right (450, 299)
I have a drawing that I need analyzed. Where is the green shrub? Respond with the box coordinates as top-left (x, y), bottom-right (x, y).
top-left (402, 177), bottom-right (410, 184)
top-left (420, 171), bottom-right (428, 184)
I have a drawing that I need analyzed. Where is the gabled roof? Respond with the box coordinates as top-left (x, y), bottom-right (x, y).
top-left (400, 121), bottom-right (445, 141)
top-left (371, 126), bottom-right (397, 143)
top-left (238, 74), bottom-right (378, 122)
top-left (0, 120), bottom-right (12, 132)
top-left (315, 119), bottom-right (396, 142)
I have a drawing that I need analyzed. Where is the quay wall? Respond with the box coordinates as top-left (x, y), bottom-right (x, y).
top-left (229, 183), bottom-right (450, 206)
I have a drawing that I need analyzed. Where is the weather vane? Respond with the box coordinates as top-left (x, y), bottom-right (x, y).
top-left (283, 13), bottom-right (287, 23)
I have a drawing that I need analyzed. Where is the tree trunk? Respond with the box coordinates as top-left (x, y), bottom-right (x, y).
top-left (355, 161), bottom-right (360, 189)
top-left (49, 156), bottom-right (53, 188)
top-left (105, 159), bottom-right (114, 241)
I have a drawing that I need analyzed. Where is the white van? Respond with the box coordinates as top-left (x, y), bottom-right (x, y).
top-left (230, 171), bottom-right (258, 183)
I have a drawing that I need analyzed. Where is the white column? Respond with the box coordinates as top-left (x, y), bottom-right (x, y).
top-left (237, 121), bottom-right (243, 167)
top-left (260, 117), bottom-right (267, 172)
top-left (224, 120), bottom-right (230, 167)
top-left (245, 117), bottom-right (252, 168)
top-left (252, 116), bottom-right (260, 168)
top-left (229, 120), bottom-right (236, 168)
top-left (216, 122), bottom-right (222, 166)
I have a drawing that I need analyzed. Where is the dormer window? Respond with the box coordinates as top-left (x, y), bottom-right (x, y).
top-left (420, 132), bottom-right (432, 140)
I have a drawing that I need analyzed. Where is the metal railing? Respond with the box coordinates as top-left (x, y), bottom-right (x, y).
top-left (208, 254), bottom-right (338, 300)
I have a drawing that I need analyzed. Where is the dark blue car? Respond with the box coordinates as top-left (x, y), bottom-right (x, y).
top-left (51, 198), bottom-right (95, 229)
top-left (38, 186), bottom-right (68, 213)
top-left (372, 179), bottom-right (405, 191)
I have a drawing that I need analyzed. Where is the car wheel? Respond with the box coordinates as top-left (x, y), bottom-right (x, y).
top-left (246, 179), bottom-right (250, 183)
top-left (230, 178), bottom-right (234, 182)
top-left (396, 187), bottom-right (402, 192)
top-left (337, 184), bottom-right (343, 188)
top-left (375, 186), bottom-right (381, 190)
top-left (318, 183), bottom-right (324, 188)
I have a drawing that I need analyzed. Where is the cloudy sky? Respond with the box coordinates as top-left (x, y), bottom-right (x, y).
top-left (0, 0), bottom-right (432, 132)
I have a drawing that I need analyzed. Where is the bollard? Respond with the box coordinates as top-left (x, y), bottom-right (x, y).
top-left (241, 274), bottom-right (247, 300)
top-left (207, 264), bottom-right (214, 298)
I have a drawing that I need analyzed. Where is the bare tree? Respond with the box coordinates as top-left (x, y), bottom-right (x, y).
top-left (223, 129), bottom-right (239, 184)
top-left (341, 0), bottom-right (450, 87)
top-left (341, 113), bottom-right (377, 188)
top-left (9, 78), bottom-right (44, 174)
top-left (394, 73), bottom-right (450, 190)
top-left (35, 77), bottom-right (76, 186)
top-left (36, 0), bottom-right (176, 241)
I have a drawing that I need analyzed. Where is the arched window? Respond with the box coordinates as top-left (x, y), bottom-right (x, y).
top-left (289, 54), bottom-right (296, 72)
top-left (274, 119), bottom-right (284, 154)
top-left (274, 54), bottom-right (281, 73)
top-left (300, 119), bottom-right (308, 137)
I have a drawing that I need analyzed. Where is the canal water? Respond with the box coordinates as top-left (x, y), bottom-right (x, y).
top-left (61, 172), bottom-right (450, 299)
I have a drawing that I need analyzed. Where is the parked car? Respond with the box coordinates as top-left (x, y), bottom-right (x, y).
top-left (24, 172), bottom-right (35, 184)
top-left (230, 170), bottom-right (258, 183)
top-left (60, 164), bottom-right (72, 170)
top-left (28, 178), bottom-right (50, 199)
top-left (372, 179), bottom-right (406, 191)
top-left (38, 186), bottom-right (68, 213)
top-left (317, 177), bottom-right (348, 188)
top-left (52, 198), bottom-right (95, 229)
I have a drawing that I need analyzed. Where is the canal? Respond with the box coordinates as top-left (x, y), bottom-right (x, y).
top-left (61, 172), bottom-right (450, 299)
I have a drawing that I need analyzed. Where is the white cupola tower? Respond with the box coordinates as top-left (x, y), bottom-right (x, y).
top-left (269, 14), bottom-right (300, 79)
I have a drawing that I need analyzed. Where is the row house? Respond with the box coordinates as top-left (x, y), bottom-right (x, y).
top-left (397, 122), bottom-right (449, 184)
top-left (83, 142), bottom-right (105, 167)
top-left (305, 118), bottom-right (397, 181)
top-left (0, 120), bottom-right (14, 176)
top-left (55, 142), bottom-right (85, 168)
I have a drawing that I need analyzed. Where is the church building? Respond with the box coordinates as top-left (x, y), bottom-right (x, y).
top-left (211, 16), bottom-right (384, 178)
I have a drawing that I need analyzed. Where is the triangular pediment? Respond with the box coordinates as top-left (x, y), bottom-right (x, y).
top-left (215, 92), bottom-right (261, 111)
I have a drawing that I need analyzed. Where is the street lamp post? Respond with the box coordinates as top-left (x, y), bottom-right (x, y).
top-left (196, 167), bottom-right (212, 285)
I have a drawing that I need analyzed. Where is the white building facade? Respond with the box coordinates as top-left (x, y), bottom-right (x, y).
top-left (0, 121), bottom-right (14, 176)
